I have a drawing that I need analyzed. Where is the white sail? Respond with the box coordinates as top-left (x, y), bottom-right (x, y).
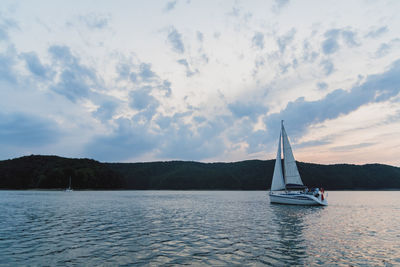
top-left (271, 132), bottom-right (286, 191)
top-left (282, 124), bottom-right (303, 185)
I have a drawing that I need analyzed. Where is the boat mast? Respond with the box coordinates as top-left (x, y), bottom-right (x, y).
top-left (281, 120), bottom-right (287, 189)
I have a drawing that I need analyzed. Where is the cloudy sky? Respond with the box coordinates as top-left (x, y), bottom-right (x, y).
top-left (1, 0), bottom-right (400, 165)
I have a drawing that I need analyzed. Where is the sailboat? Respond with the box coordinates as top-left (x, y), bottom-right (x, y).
top-left (65, 176), bottom-right (73, 192)
top-left (269, 121), bottom-right (327, 206)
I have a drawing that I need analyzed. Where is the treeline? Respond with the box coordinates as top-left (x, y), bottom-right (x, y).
top-left (0, 155), bottom-right (399, 190)
top-left (0, 155), bottom-right (123, 189)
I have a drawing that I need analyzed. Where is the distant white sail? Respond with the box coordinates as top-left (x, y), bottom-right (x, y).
top-left (282, 125), bottom-right (303, 185)
top-left (271, 132), bottom-right (286, 191)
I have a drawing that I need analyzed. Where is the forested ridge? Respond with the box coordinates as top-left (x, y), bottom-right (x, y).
top-left (0, 155), bottom-right (399, 190)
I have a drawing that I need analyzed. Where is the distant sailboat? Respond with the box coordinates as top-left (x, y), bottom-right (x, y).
top-left (65, 176), bottom-right (73, 192)
top-left (269, 121), bottom-right (327, 206)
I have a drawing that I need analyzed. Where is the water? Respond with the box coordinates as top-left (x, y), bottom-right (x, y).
top-left (0, 191), bottom-right (399, 266)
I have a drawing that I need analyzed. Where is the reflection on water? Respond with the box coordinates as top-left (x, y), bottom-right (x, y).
top-left (269, 205), bottom-right (308, 265)
top-left (0, 191), bottom-right (399, 266)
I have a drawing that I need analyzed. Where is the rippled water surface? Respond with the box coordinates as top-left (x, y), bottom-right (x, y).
top-left (1, 191), bottom-right (400, 266)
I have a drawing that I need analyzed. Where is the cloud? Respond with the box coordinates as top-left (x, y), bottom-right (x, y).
top-left (49, 45), bottom-right (98, 102)
top-left (375, 38), bottom-right (400, 58)
top-left (161, 80), bottom-right (172, 97)
top-left (92, 99), bottom-right (120, 122)
top-left (317, 82), bottom-right (328, 90)
top-left (322, 28), bottom-right (359, 55)
top-left (196, 31), bottom-right (203, 42)
top-left (79, 13), bottom-right (110, 29)
top-left (341, 30), bottom-right (358, 47)
top-left (0, 46), bottom-right (17, 84)
top-left (365, 26), bottom-right (388, 39)
top-left (330, 142), bottom-right (375, 152)
top-left (177, 58), bottom-right (197, 77)
top-left (167, 27), bottom-right (185, 54)
top-left (20, 52), bottom-right (50, 79)
top-left (252, 32), bottom-right (264, 49)
top-left (0, 112), bottom-right (60, 146)
top-left (277, 28), bottom-right (296, 54)
top-left (272, 0), bottom-right (290, 13)
top-left (158, 117), bottom-right (226, 160)
top-left (138, 63), bottom-right (157, 81)
top-left (228, 101), bottom-right (268, 121)
top-left (86, 112), bottom-right (226, 161)
top-left (322, 29), bottom-right (340, 54)
top-left (302, 40), bottom-right (319, 63)
top-left (85, 118), bottom-right (158, 162)
top-left (129, 86), bottom-right (159, 113)
top-left (0, 17), bottom-right (18, 41)
top-left (164, 1), bottom-right (177, 12)
top-left (320, 59), bottom-right (335, 76)
top-left (294, 139), bottom-right (331, 149)
top-left (263, 59), bottom-right (400, 143)
top-left (116, 61), bottom-right (161, 84)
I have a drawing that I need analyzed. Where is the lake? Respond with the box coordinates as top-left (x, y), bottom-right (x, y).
top-left (0, 191), bottom-right (399, 266)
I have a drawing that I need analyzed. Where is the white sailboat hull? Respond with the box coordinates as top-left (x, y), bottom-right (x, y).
top-left (269, 192), bottom-right (327, 206)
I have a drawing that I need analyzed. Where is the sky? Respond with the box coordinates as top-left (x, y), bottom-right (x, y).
top-left (0, 0), bottom-right (400, 166)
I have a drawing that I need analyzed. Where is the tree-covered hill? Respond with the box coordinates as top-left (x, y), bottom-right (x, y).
top-left (0, 155), bottom-right (399, 190)
top-left (0, 155), bottom-right (124, 189)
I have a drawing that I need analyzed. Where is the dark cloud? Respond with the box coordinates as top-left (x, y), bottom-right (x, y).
top-left (138, 63), bottom-right (156, 81)
top-left (85, 118), bottom-right (158, 162)
top-left (20, 52), bottom-right (50, 78)
top-left (294, 139), bottom-right (331, 149)
top-left (322, 28), bottom-right (359, 55)
top-left (86, 113), bottom-right (226, 161)
top-left (252, 32), bottom-right (264, 49)
top-left (330, 142), bottom-right (375, 152)
top-left (49, 45), bottom-right (98, 102)
top-left (341, 30), bottom-right (358, 47)
top-left (365, 26), bottom-right (388, 39)
top-left (167, 27), bottom-right (185, 54)
top-left (93, 99), bottom-right (120, 122)
top-left (158, 117), bottom-right (226, 160)
top-left (263, 59), bottom-right (400, 144)
top-left (155, 115), bottom-right (173, 129)
top-left (228, 101), bottom-right (268, 121)
top-left (322, 29), bottom-right (340, 54)
top-left (0, 112), bottom-right (60, 146)
top-left (48, 45), bottom-right (75, 64)
top-left (129, 86), bottom-right (159, 111)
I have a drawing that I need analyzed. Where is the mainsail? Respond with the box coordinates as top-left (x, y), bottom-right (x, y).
top-left (282, 124), bottom-right (303, 186)
top-left (270, 132), bottom-right (285, 191)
